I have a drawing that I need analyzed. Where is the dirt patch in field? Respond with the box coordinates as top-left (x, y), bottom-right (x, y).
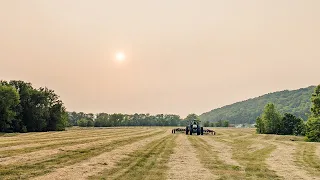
top-left (266, 142), bottom-right (316, 180)
top-left (201, 136), bottom-right (241, 168)
top-left (167, 134), bottom-right (214, 180)
top-left (32, 130), bottom-right (169, 180)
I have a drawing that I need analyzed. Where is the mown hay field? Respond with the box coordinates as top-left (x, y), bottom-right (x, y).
top-left (0, 127), bottom-right (319, 180)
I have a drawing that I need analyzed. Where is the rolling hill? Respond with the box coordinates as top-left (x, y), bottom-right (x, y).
top-left (199, 86), bottom-right (316, 125)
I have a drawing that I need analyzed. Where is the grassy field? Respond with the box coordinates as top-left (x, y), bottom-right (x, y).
top-left (0, 127), bottom-right (319, 180)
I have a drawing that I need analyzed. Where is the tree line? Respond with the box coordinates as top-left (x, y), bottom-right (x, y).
top-left (255, 85), bottom-right (320, 142)
top-left (68, 112), bottom-right (185, 127)
top-left (67, 111), bottom-right (229, 128)
top-left (0, 80), bottom-right (67, 132)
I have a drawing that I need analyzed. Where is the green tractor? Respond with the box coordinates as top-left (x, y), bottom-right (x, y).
top-left (171, 113), bottom-right (215, 135)
top-left (186, 119), bottom-right (204, 135)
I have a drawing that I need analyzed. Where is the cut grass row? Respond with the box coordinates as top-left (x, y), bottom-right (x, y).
top-left (0, 129), bottom-right (155, 163)
top-left (89, 135), bottom-right (176, 180)
top-left (295, 142), bottom-right (320, 176)
top-left (227, 139), bottom-right (279, 180)
top-left (188, 136), bottom-right (243, 180)
top-left (0, 130), bottom-right (165, 180)
top-left (193, 128), bottom-right (280, 180)
top-left (198, 129), bottom-right (318, 180)
top-left (0, 129), bottom-right (153, 158)
top-left (0, 128), bottom-right (143, 146)
top-left (214, 128), bottom-right (320, 179)
top-left (0, 130), bottom-right (141, 148)
top-left (0, 130), bottom-right (155, 166)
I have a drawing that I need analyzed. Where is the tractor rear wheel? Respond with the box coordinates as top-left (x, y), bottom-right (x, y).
top-left (201, 127), bottom-right (204, 135)
top-left (190, 125), bottom-right (193, 135)
top-left (186, 126), bottom-right (189, 135)
top-left (197, 125), bottom-right (200, 135)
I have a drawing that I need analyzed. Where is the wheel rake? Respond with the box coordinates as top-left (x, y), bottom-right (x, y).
top-left (171, 127), bottom-right (215, 135)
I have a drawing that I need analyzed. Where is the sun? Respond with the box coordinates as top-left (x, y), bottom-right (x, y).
top-left (115, 52), bottom-right (126, 62)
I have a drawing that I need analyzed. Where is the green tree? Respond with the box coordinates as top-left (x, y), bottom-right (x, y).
top-left (204, 121), bottom-right (210, 127)
top-left (8, 80), bottom-right (36, 132)
top-left (293, 118), bottom-right (305, 136)
top-left (68, 112), bottom-right (79, 126)
top-left (77, 119), bottom-right (88, 127)
top-left (210, 122), bottom-right (215, 127)
top-left (305, 117), bottom-right (320, 142)
top-left (311, 85), bottom-right (320, 117)
top-left (166, 114), bottom-right (180, 126)
top-left (0, 80), bottom-right (68, 132)
top-left (255, 116), bottom-right (264, 133)
top-left (279, 113), bottom-right (304, 135)
top-left (185, 114), bottom-right (200, 125)
top-left (222, 120), bottom-right (229, 127)
top-left (87, 119), bottom-right (94, 127)
top-left (215, 120), bottom-right (223, 127)
top-left (306, 85), bottom-right (320, 142)
top-left (0, 85), bottom-right (20, 132)
top-left (262, 103), bottom-right (282, 134)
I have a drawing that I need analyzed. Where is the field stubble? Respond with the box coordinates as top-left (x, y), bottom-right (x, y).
top-left (0, 127), bottom-right (319, 180)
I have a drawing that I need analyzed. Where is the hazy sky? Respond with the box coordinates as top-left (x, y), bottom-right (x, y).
top-left (1, 0), bottom-right (319, 117)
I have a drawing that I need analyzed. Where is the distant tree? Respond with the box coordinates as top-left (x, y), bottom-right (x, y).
top-left (262, 103), bottom-right (282, 134)
top-left (279, 113), bottom-right (305, 135)
top-left (163, 114), bottom-right (180, 126)
top-left (77, 119), bottom-right (88, 127)
top-left (305, 117), bottom-right (320, 142)
top-left (185, 114), bottom-right (200, 124)
top-left (94, 113), bottom-right (109, 127)
top-left (293, 118), bottom-right (306, 136)
top-left (87, 119), bottom-right (94, 127)
top-left (306, 85), bottom-right (320, 142)
top-left (255, 116), bottom-right (264, 134)
top-left (215, 120), bottom-right (223, 127)
top-left (40, 87), bottom-right (67, 131)
top-left (222, 120), bottom-right (229, 127)
top-left (210, 122), bottom-right (215, 127)
top-left (311, 85), bottom-right (320, 117)
top-left (90, 112), bottom-right (182, 127)
top-left (68, 111), bottom-right (79, 126)
top-left (204, 121), bottom-right (210, 127)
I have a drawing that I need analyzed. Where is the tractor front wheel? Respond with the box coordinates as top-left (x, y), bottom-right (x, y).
top-left (186, 126), bottom-right (189, 135)
top-left (201, 127), bottom-right (204, 135)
